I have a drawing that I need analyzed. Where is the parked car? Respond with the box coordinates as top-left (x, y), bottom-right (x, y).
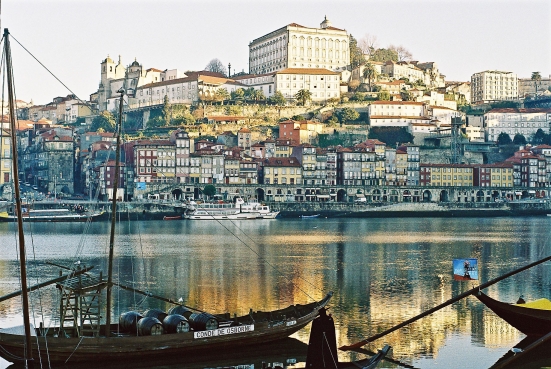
top-left (32, 185), bottom-right (38, 190)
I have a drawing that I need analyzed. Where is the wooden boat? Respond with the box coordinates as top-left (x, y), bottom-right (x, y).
top-left (0, 208), bottom-right (104, 222)
top-left (476, 291), bottom-right (551, 336)
top-left (0, 291), bottom-right (333, 364)
top-left (162, 215), bottom-right (181, 220)
top-left (0, 30), bottom-right (332, 366)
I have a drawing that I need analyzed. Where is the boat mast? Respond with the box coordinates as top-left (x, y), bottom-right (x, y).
top-left (4, 28), bottom-right (34, 368)
top-left (105, 88), bottom-right (124, 337)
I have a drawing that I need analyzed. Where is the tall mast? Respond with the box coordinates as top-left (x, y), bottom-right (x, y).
top-left (4, 28), bottom-right (34, 368)
top-left (105, 88), bottom-right (124, 337)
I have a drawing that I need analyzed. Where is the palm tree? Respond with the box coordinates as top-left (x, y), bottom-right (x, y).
top-left (214, 88), bottom-right (230, 105)
top-left (532, 71), bottom-right (542, 96)
top-left (362, 62), bottom-right (378, 92)
top-left (295, 89), bottom-right (312, 106)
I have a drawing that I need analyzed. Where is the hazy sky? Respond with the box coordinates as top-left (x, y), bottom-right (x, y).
top-left (3, 0), bottom-right (550, 105)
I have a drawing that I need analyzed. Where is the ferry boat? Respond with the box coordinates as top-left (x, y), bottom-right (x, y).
top-left (184, 198), bottom-right (278, 220)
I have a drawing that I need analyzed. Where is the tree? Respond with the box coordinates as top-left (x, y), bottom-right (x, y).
top-left (214, 88), bottom-right (230, 104)
top-left (294, 89), bottom-right (312, 106)
top-left (358, 34), bottom-right (378, 57)
top-left (362, 62), bottom-right (378, 91)
top-left (531, 71), bottom-right (542, 95)
top-left (90, 111), bottom-right (116, 132)
top-left (291, 115), bottom-right (304, 121)
top-left (531, 128), bottom-right (547, 144)
top-left (497, 132), bottom-right (512, 145)
top-left (389, 45), bottom-right (413, 62)
top-left (370, 48), bottom-right (398, 63)
top-left (326, 97), bottom-right (340, 107)
top-left (251, 89), bottom-right (265, 101)
top-left (400, 88), bottom-right (414, 101)
top-left (268, 91), bottom-right (286, 105)
top-left (513, 133), bottom-right (527, 145)
top-left (231, 88), bottom-right (245, 100)
top-left (349, 34), bottom-right (366, 69)
top-left (205, 58), bottom-right (226, 76)
top-left (244, 87), bottom-right (256, 101)
top-left (336, 107), bottom-right (359, 123)
top-left (162, 95), bottom-right (172, 125)
top-left (377, 91), bottom-right (391, 101)
top-left (203, 184), bottom-right (217, 198)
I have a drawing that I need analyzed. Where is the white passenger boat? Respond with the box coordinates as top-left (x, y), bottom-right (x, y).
top-left (184, 198), bottom-right (278, 220)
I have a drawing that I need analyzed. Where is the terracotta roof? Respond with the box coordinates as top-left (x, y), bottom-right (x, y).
top-left (263, 157), bottom-right (301, 167)
top-left (238, 127), bottom-right (251, 133)
top-left (287, 23), bottom-right (306, 28)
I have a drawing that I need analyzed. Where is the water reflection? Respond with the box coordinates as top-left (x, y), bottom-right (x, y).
top-left (1, 217), bottom-right (551, 368)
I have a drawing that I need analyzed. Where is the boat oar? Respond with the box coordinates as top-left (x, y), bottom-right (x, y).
top-left (491, 331), bottom-right (551, 369)
top-left (0, 266), bottom-right (94, 303)
top-left (340, 254), bottom-right (551, 351)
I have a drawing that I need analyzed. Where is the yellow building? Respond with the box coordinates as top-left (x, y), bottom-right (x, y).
top-left (262, 157), bottom-right (302, 186)
top-left (421, 164), bottom-right (474, 187)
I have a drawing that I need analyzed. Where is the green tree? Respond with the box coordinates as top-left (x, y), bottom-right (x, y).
top-left (90, 111), bottom-right (116, 132)
top-left (513, 133), bottom-right (527, 145)
top-left (244, 87), bottom-right (256, 101)
top-left (531, 71), bottom-right (542, 95)
top-left (203, 184), bottom-right (217, 198)
top-left (349, 34), bottom-right (366, 69)
top-left (214, 88), bottom-right (230, 104)
top-left (497, 132), bottom-right (512, 145)
top-left (268, 91), bottom-right (286, 105)
top-left (162, 95), bottom-right (171, 125)
top-left (531, 128), bottom-right (546, 144)
top-left (231, 88), bottom-right (245, 100)
top-left (377, 90), bottom-right (391, 101)
top-left (400, 88), bottom-right (413, 101)
top-left (370, 48), bottom-right (398, 63)
top-left (336, 107), bottom-right (359, 123)
top-left (291, 115), bottom-right (304, 121)
top-left (294, 89), bottom-right (312, 106)
top-left (362, 62), bottom-right (378, 92)
top-left (348, 80), bottom-right (360, 92)
top-left (251, 89), bottom-right (265, 101)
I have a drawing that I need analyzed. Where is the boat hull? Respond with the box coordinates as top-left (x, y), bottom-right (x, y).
top-left (0, 293), bottom-right (332, 364)
top-left (476, 292), bottom-right (551, 336)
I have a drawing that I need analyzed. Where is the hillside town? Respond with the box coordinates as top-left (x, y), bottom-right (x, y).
top-left (0, 16), bottom-right (550, 203)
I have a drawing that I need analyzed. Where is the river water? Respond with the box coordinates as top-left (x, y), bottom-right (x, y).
top-left (0, 217), bottom-right (550, 368)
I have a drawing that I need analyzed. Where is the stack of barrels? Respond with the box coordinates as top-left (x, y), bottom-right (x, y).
top-left (119, 306), bottom-right (219, 336)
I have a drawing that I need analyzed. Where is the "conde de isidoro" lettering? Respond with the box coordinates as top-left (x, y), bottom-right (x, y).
top-left (193, 324), bottom-right (254, 339)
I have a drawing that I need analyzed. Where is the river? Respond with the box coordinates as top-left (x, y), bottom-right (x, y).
top-left (0, 216), bottom-right (550, 368)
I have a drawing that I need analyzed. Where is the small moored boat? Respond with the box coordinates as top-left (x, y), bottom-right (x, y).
top-left (476, 292), bottom-right (551, 336)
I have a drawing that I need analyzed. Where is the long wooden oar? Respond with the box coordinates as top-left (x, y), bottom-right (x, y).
top-left (0, 266), bottom-right (94, 303)
top-left (340, 254), bottom-right (551, 350)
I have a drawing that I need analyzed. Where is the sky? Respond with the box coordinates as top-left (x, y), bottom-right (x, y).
top-left (2, 0), bottom-right (550, 105)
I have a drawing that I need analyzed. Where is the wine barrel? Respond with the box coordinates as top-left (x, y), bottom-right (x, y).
top-left (143, 308), bottom-right (168, 322)
top-left (167, 305), bottom-right (192, 319)
top-left (163, 314), bottom-right (190, 334)
top-left (119, 311), bottom-right (143, 333)
top-left (189, 312), bottom-right (218, 331)
top-left (137, 317), bottom-right (163, 336)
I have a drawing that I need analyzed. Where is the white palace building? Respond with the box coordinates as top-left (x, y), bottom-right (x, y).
top-left (248, 16), bottom-right (350, 75)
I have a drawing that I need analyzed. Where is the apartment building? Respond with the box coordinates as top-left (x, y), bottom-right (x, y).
top-left (470, 70), bottom-right (518, 104)
top-left (420, 164), bottom-right (474, 187)
top-left (485, 108), bottom-right (551, 142)
top-left (262, 157), bottom-right (302, 186)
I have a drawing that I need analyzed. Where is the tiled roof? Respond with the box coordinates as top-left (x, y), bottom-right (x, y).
top-left (263, 157), bottom-right (301, 167)
top-left (371, 101), bottom-right (426, 106)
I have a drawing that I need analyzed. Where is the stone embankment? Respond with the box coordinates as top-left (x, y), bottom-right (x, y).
top-left (4, 199), bottom-right (549, 220)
